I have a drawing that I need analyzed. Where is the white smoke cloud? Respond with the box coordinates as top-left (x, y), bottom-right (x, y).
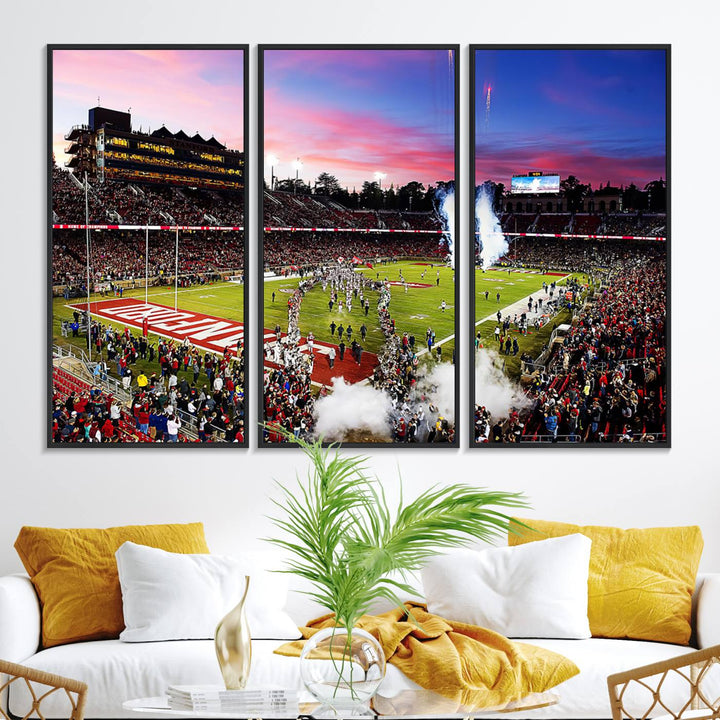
top-left (475, 185), bottom-right (508, 268)
top-left (415, 360), bottom-right (455, 423)
top-left (434, 186), bottom-right (455, 269)
top-left (313, 377), bottom-right (393, 440)
top-left (474, 349), bottom-right (531, 419)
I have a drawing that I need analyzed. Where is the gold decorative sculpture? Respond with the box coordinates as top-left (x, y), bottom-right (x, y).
top-left (214, 575), bottom-right (252, 689)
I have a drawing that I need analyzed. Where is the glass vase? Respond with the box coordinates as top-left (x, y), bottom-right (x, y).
top-left (214, 575), bottom-right (251, 690)
top-left (299, 626), bottom-right (386, 716)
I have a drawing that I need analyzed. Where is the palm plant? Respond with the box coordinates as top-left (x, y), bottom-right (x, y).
top-left (267, 434), bottom-right (529, 635)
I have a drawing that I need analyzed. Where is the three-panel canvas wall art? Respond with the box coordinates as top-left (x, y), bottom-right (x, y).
top-left (48, 45), bottom-right (668, 448)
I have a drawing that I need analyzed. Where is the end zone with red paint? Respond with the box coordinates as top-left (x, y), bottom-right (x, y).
top-left (69, 298), bottom-right (244, 354)
top-left (70, 297), bottom-right (377, 387)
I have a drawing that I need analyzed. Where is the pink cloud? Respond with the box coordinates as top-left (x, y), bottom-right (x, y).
top-left (53, 49), bottom-right (244, 166)
top-left (475, 143), bottom-right (664, 189)
top-left (264, 90), bottom-right (453, 188)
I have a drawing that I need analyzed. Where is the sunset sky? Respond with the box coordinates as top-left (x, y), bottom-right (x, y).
top-left (474, 48), bottom-right (666, 189)
top-left (263, 48), bottom-right (455, 190)
top-left (52, 48), bottom-right (244, 167)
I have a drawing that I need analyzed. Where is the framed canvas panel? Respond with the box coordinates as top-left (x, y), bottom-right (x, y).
top-left (258, 45), bottom-right (459, 447)
top-left (469, 45), bottom-right (669, 447)
top-left (48, 45), bottom-right (249, 446)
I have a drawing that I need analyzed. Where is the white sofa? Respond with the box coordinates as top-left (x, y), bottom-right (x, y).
top-left (1, 567), bottom-right (719, 720)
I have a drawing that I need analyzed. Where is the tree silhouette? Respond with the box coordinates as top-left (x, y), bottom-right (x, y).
top-left (315, 172), bottom-right (341, 196)
top-left (644, 178), bottom-right (666, 212)
top-left (560, 175), bottom-right (591, 212)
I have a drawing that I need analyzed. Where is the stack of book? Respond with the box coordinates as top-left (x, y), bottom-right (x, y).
top-left (165, 685), bottom-right (299, 715)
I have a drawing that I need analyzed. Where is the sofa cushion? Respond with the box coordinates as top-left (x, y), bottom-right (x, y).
top-left (509, 519), bottom-right (703, 645)
top-left (11, 637), bottom-right (712, 719)
top-left (14, 523), bottom-right (209, 648)
top-left (0, 574), bottom-right (41, 662)
top-left (116, 542), bottom-right (300, 641)
top-left (421, 535), bottom-right (591, 639)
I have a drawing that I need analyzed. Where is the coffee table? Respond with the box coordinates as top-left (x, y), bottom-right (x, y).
top-left (124, 687), bottom-right (558, 719)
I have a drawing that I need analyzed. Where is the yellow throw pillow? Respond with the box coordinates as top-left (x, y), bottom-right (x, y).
top-left (15, 523), bottom-right (209, 648)
top-left (509, 519), bottom-right (703, 645)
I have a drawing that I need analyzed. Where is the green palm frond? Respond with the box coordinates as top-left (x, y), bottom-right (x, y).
top-left (265, 433), bottom-right (530, 630)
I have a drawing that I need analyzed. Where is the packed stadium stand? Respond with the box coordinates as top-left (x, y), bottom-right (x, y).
top-left (475, 239), bottom-right (666, 444)
top-left (262, 190), bottom-right (443, 231)
top-left (52, 230), bottom-right (244, 286)
top-left (52, 164), bottom-right (244, 226)
top-left (263, 231), bottom-right (447, 272)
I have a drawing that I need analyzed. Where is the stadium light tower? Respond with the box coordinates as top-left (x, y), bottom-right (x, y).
top-left (174, 227), bottom-right (179, 312)
top-left (292, 158), bottom-right (302, 195)
top-left (374, 171), bottom-right (386, 190)
top-left (266, 154), bottom-right (278, 191)
top-left (84, 172), bottom-right (92, 359)
top-left (145, 222), bottom-right (149, 305)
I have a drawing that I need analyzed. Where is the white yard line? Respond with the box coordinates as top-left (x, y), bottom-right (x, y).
top-left (474, 274), bottom-right (570, 327)
top-left (415, 332), bottom-right (455, 357)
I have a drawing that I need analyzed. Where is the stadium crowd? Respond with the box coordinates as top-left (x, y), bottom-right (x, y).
top-left (52, 230), bottom-right (243, 287)
top-left (53, 164), bottom-right (244, 226)
top-left (263, 190), bottom-right (442, 231)
top-left (52, 366), bottom-right (136, 443)
top-left (263, 266), bottom-right (373, 442)
top-left (262, 263), bottom-right (454, 444)
top-left (498, 236), bottom-right (664, 274)
top-left (53, 320), bottom-right (245, 443)
top-left (263, 231), bottom-right (446, 273)
top-left (370, 283), bottom-right (455, 443)
top-left (600, 213), bottom-right (667, 237)
top-left (475, 241), bottom-right (667, 444)
top-left (496, 209), bottom-right (666, 240)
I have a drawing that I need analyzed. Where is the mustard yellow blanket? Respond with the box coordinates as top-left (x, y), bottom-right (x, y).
top-left (275, 603), bottom-right (579, 711)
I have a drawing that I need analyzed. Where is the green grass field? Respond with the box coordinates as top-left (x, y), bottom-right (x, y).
top-left (52, 265), bottom-right (589, 388)
top-left (264, 261), bottom-right (457, 361)
top-left (474, 268), bottom-right (587, 379)
top-left (52, 281), bottom-right (244, 388)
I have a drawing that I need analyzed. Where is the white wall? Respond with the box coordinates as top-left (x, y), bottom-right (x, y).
top-left (1, 0), bottom-right (718, 576)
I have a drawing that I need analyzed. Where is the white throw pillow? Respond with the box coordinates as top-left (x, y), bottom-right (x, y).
top-left (421, 534), bottom-right (592, 639)
top-left (116, 541), bottom-right (301, 642)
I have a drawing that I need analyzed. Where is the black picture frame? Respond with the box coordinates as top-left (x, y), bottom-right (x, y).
top-left (258, 44), bottom-right (460, 448)
top-left (48, 44), bottom-right (250, 448)
top-left (468, 44), bottom-right (670, 448)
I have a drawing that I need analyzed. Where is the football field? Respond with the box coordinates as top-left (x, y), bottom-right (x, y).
top-left (474, 267), bottom-right (584, 378)
top-left (52, 266), bottom-right (584, 387)
top-left (264, 260), bottom-right (457, 362)
top-left (53, 281), bottom-right (244, 387)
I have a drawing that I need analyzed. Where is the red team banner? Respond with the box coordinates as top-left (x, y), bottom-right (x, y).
top-left (52, 224), bottom-right (245, 231)
top-left (52, 224), bottom-right (665, 241)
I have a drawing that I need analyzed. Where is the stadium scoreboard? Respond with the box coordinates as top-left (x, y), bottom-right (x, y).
top-left (511, 171), bottom-right (560, 194)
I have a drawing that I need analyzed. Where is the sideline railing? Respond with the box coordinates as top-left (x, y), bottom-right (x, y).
top-left (54, 344), bottom-right (129, 402)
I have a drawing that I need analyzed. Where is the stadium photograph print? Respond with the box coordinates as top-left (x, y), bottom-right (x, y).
top-left (259, 45), bottom-right (459, 447)
top-left (470, 46), bottom-right (669, 447)
top-left (49, 45), bottom-right (249, 446)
